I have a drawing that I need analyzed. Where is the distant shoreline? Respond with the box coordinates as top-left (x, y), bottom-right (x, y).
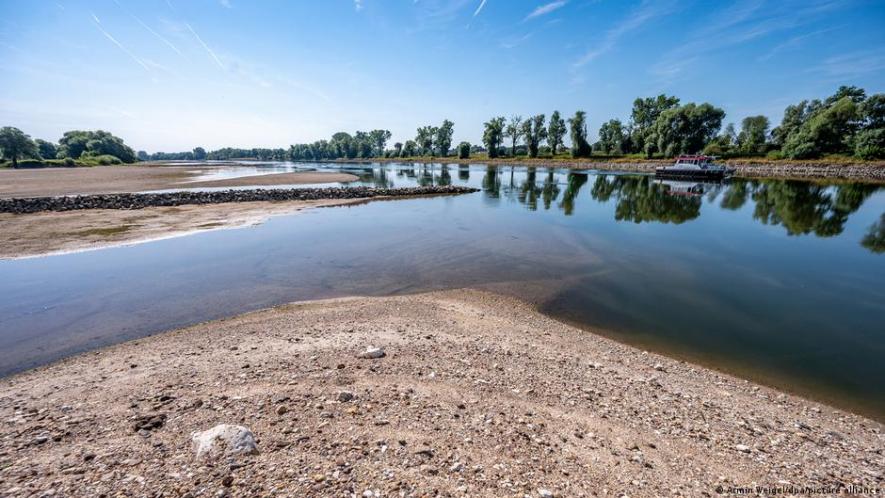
top-left (317, 157), bottom-right (885, 183)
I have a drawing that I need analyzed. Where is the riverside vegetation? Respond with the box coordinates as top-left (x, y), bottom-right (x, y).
top-left (2, 86), bottom-right (884, 170)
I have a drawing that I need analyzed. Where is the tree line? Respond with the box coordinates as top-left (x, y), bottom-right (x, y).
top-left (2, 86), bottom-right (882, 167)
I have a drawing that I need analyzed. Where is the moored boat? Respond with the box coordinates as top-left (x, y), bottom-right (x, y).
top-left (655, 155), bottom-right (734, 180)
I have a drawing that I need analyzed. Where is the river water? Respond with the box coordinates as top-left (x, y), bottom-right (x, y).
top-left (1, 162), bottom-right (883, 418)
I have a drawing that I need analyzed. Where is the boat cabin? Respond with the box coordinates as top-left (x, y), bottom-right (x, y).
top-left (673, 155), bottom-right (715, 168)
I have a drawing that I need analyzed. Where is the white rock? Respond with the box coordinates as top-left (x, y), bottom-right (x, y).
top-left (192, 424), bottom-right (258, 458)
top-left (538, 489), bottom-right (554, 498)
top-left (735, 444), bottom-right (751, 453)
top-left (358, 346), bottom-right (386, 359)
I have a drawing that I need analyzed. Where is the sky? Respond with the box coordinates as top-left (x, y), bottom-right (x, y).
top-left (1, 0), bottom-right (884, 153)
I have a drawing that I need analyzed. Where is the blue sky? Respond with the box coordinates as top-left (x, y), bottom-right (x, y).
top-left (1, 0), bottom-right (883, 152)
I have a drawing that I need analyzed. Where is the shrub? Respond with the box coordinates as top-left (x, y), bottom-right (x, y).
top-left (766, 150), bottom-right (784, 160)
top-left (458, 142), bottom-right (471, 159)
top-left (854, 129), bottom-right (885, 159)
top-left (64, 157), bottom-right (76, 167)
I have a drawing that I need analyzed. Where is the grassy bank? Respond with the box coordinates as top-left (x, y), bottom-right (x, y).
top-left (0, 155), bottom-right (130, 168)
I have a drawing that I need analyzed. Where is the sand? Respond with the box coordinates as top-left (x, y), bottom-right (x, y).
top-left (0, 289), bottom-right (881, 497)
top-left (0, 166), bottom-right (357, 198)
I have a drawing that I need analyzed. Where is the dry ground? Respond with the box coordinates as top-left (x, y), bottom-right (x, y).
top-left (0, 166), bottom-right (357, 198)
top-left (0, 289), bottom-right (881, 497)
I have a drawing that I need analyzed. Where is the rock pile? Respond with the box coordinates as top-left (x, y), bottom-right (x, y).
top-left (0, 185), bottom-right (480, 214)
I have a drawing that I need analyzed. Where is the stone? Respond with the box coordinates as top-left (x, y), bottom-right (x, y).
top-left (337, 391), bottom-right (355, 402)
top-left (275, 405), bottom-right (288, 415)
top-left (538, 489), bottom-right (554, 498)
top-left (357, 347), bottom-right (386, 359)
top-left (192, 424), bottom-right (258, 458)
top-left (735, 444), bottom-right (751, 453)
top-left (132, 413), bottom-right (167, 433)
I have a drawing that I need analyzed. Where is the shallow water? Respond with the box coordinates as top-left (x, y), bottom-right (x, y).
top-left (1, 162), bottom-right (884, 418)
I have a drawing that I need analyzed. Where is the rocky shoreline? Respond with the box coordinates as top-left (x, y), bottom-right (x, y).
top-left (0, 289), bottom-right (881, 497)
top-left (334, 158), bottom-right (885, 182)
top-left (0, 186), bottom-right (479, 214)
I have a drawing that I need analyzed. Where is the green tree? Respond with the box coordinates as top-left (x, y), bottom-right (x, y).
top-left (521, 114), bottom-right (547, 158)
top-left (648, 103), bottom-right (725, 157)
top-left (630, 95), bottom-right (680, 154)
top-left (402, 140), bottom-right (417, 157)
top-left (782, 97), bottom-right (861, 159)
top-left (35, 139), bottom-right (58, 160)
top-left (861, 214), bottom-right (885, 253)
top-left (457, 141), bottom-right (471, 159)
top-left (0, 126), bottom-right (38, 167)
top-left (435, 120), bottom-right (454, 156)
top-left (393, 142), bottom-right (403, 157)
top-left (505, 115), bottom-right (523, 156)
top-left (568, 110), bottom-right (591, 157)
top-left (331, 132), bottom-right (356, 159)
top-left (482, 116), bottom-right (506, 158)
top-left (416, 126), bottom-right (436, 156)
top-left (370, 129), bottom-right (392, 157)
top-left (192, 147), bottom-right (207, 160)
top-left (57, 130), bottom-right (137, 163)
top-left (737, 115), bottom-right (770, 155)
top-left (547, 110), bottom-right (566, 156)
top-left (597, 119), bottom-right (627, 154)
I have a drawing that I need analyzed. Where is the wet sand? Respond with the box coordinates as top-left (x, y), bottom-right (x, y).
top-left (0, 166), bottom-right (357, 198)
top-left (0, 289), bottom-right (881, 497)
top-left (0, 199), bottom-right (366, 259)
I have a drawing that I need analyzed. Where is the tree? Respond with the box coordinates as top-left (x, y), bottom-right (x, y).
top-left (597, 119), bottom-right (627, 155)
top-left (393, 142), bottom-right (403, 157)
top-left (0, 127), bottom-right (38, 167)
top-left (521, 114), bottom-right (547, 158)
top-left (458, 141), bottom-right (471, 159)
top-left (192, 147), bottom-right (207, 160)
top-left (737, 116), bottom-right (770, 155)
top-left (568, 110), bottom-right (591, 157)
top-left (56, 130), bottom-right (137, 163)
top-left (416, 126), bottom-right (436, 155)
top-left (137, 150), bottom-right (150, 161)
top-left (505, 115), bottom-right (523, 156)
top-left (331, 132), bottom-right (356, 159)
top-left (482, 117), bottom-right (506, 158)
top-left (648, 103), bottom-right (725, 157)
top-left (630, 95), bottom-right (680, 154)
top-left (435, 120), bottom-right (454, 157)
top-left (369, 129), bottom-right (391, 157)
top-left (547, 111), bottom-right (566, 156)
top-left (354, 131), bottom-right (374, 158)
top-left (35, 139), bottom-right (58, 160)
top-left (782, 96), bottom-right (861, 159)
top-left (402, 140), bottom-right (417, 157)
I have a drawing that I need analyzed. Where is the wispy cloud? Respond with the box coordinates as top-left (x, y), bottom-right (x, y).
top-left (90, 13), bottom-right (150, 72)
top-left (220, 0), bottom-right (232, 8)
top-left (525, 1), bottom-right (566, 21)
top-left (500, 32), bottom-right (532, 49)
top-left (651, 0), bottom-right (849, 82)
top-left (811, 50), bottom-right (885, 78)
top-left (354, 0), bottom-right (363, 12)
top-left (757, 26), bottom-right (839, 61)
top-left (185, 22), bottom-right (225, 70)
top-left (573, 0), bottom-right (673, 67)
top-left (473, 0), bottom-right (488, 17)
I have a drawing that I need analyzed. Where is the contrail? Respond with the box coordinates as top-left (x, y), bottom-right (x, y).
top-left (185, 22), bottom-right (224, 70)
top-left (133, 15), bottom-right (183, 56)
top-left (91, 13), bottom-right (150, 72)
top-left (473, 0), bottom-right (488, 17)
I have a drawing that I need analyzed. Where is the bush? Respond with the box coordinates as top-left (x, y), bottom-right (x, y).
top-left (64, 157), bottom-right (76, 166)
top-left (457, 142), bottom-right (471, 159)
top-left (766, 150), bottom-right (784, 160)
top-left (854, 129), bottom-right (885, 159)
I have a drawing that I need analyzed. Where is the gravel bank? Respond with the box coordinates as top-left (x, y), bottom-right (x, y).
top-left (0, 186), bottom-right (479, 214)
top-left (0, 290), bottom-right (881, 497)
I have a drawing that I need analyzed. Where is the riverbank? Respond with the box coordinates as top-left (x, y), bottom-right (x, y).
top-left (0, 166), bottom-right (358, 198)
top-left (340, 156), bottom-right (885, 182)
top-left (0, 289), bottom-right (880, 497)
top-left (0, 199), bottom-right (367, 259)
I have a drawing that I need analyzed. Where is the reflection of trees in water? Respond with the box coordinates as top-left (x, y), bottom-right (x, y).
top-left (590, 175), bottom-right (701, 224)
top-left (752, 181), bottom-right (878, 237)
top-left (366, 166), bottom-right (393, 188)
top-left (438, 166), bottom-right (452, 186)
top-left (518, 168), bottom-right (542, 211)
top-left (542, 168), bottom-right (561, 210)
top-left (458, 165), bottom-right (469, 181)
top-left (720, 180), bottom-right (750, 210)
top-left (861, 214), bottom-right (885, 253)
top-left (482, 166), bottom-right (501, 198)
top-left (559, 173), bottom-right (589, 216)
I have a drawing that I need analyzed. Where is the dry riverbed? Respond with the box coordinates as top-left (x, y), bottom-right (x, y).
top-left (0, 289), bottom-right (881, 497)
top-left (0, 166), bottom-right (357, 198)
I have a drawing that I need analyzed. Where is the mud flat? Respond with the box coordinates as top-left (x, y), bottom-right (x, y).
top-left (0, 290), bottom-right (881, 497)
